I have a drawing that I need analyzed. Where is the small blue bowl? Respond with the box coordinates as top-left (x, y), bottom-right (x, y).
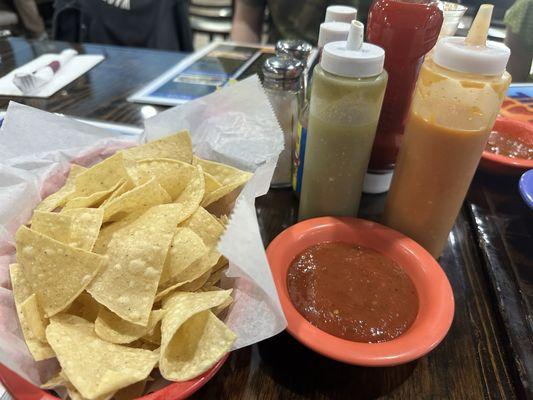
top-left (519, 170), bottom-right (533, 209)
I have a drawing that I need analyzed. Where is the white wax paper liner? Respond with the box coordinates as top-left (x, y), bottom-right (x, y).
top-left (0, 75), bottom-right (287, 387)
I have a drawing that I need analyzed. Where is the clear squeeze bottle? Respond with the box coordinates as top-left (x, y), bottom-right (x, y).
top-left (293, 21), bottom-right (351, 195)
top-left (383, 5), bottom-right (512, 258)
top-left (298, 21), bottom-right (387, 220)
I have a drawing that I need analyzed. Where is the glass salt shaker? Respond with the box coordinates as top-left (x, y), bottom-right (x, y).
top-left (275, 39), bottom-right (312, 63)
top-left (262, 56), bottom-right (304, 188)
top-left (275, 39), bottom-right (312, 103)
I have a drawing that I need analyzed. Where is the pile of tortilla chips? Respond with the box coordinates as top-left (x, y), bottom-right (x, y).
top-left (10, 131), bottom-right (252, 400)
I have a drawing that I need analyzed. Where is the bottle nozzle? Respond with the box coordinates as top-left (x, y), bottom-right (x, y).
top-left (346, 20), bottom-right (364, 51)
top-left (465, 4), bottom-right (493, 46)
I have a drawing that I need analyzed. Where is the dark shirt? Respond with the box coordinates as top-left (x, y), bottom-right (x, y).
top-left (242, 0), bottom-right (364, 45)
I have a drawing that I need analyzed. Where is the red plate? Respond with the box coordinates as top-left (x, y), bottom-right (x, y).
top-left (480, 116), bottom-right (533, 174)
top-left (0, 354), bottom-right (228, 400)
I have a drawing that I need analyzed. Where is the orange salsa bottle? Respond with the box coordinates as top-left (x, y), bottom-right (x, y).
top-left (383, 5), bottom-right (512, 258)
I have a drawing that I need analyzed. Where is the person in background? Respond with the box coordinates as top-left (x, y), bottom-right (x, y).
top-left (13, 0), bottom-right (46, 39)
top-left (504, 0), bottom-right (532, 81)
top-left (231, 0), bottom-right (363, 45)
top-left (53, 0), bottom-right (193, 51)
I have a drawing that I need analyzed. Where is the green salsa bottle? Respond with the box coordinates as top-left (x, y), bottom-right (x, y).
top-left (293, 21), bottom-right (352, 196)
top-left (298, 21), bottom-right (387, 220)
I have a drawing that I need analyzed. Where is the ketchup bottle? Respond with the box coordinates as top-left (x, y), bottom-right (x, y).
top-left (364, 0), bottom-right (443, 193)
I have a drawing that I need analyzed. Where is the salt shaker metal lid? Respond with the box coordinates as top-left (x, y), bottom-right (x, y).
top-left (262, 56), bottom-right (304, 90)
top-left (275, 39), bottom-right (312, 62)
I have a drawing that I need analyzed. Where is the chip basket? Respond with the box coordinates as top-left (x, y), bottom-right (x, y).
top-left (0, 354), bottom-right (229, 400)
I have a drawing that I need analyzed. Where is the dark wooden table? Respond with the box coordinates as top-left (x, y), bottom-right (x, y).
top-left (0, 37), bottom-right (531, 400)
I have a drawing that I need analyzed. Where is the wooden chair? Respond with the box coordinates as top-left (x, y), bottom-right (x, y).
top-left (188, 0), bottom-right (233, 42)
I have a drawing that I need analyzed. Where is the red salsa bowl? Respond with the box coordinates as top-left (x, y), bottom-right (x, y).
top-left (480, 116), bottom-right (533, 174)
top-left (266, 217), bottom-right (455, 367)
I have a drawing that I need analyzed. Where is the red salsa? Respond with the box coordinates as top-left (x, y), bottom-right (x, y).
top-left (485, 130), bottom-right (533, 160)
top-left (287, 242), bottom-right (419, 343)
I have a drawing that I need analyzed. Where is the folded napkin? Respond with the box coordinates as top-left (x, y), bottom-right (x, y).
top-left (0, 53), bottom-right (104, 98)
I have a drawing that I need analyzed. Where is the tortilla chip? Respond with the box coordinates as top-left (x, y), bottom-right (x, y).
top-left (64, 179), bottom-right (125, 209)
top-left (130, 340), bottom-right (159, 351)
top-left (40, 373), bottom-right (65, 389)
top-left (9, 263), bottom-right (55, 361)
top-left (201, 180), bottom-right (249, 208)
top-left (32, 208), bottom-right (103, 251)
top-left (60, 208), bottom-right (104, 251)
top-left (202, 266), bottom-right (227, 289)
top-left (88, 204), bottom-right (184, 325)
top-left (200, 286), bottom-right (233, 315)
top-left (100, 179), bottom-right (135, 208)
top-left (16, 226), bottom-right (105, 317)
top-left (159, 228), bottom-right (208, 286)
top-left (74, 153), bottom-right (131, 197)
top-left (20, 293), bottom-right (48, 343)
top-left (132, 158), bottom-right (196, 199)
top-left (158, 254), bottom-right (217, 299)
top-left (122, 131), bottom-right (193, 163)
top-left (43, 372), bottom-right (115, 400)
top-left (174, 165), bottom-right (205, 221)
top-left (160, 291), bottom-right (235, 381)
top-left (173, 250), bottom-right (220, 287)
top-left (141, 322), bottom-right (162, 346)
top-left (66, 384), bottom-right (115, 400)
top-left (193, 156), bottom-right (252, 186)
top-left (192, 157), bottom-right (251, 207)
top-left (101, 177), bottom-right (172, 222)
top-left (156, 250), bottom-right (220, 301)
top-left (214, 298), bottom-right (233, 317)
top-left (203, 172), bottom-right (222, 195)
top-left (180, 207), bottom-right (225, 248)
top-left (95, 308), bottom-right (165, 344)
top-left (46, 314), bottom-right (158, 400)
top-left (67, 292), bottom-right (101, 322)
top-left (10, 264), bottom-right (32, 304)
top-left (213, 299), bottom-right (233, 316)
top-left (35, 164), bottom-right (86, 212)
top-left (213, 255), bottom-right (229, 272)
top-left (156, 286), bottom-right (183, 305)
top-left (31, 211), bottom-right (71, 244)
top-left (179, 268), bottom-right (214, 292)
top-left (162, 310), bottom-right (234, 381)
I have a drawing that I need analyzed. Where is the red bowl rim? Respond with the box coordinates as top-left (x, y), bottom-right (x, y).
top-left (481, 117), bottom-right (533, 170)
top-left (481, 150), bottom-right (533, 170)
top-left (0, 353), bottom-right (229, 400)
top-left (266, 217), bottom-right (455, 367)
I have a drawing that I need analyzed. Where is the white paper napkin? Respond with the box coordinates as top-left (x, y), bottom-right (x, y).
top-left (0, 53), bottom-right (104, 98)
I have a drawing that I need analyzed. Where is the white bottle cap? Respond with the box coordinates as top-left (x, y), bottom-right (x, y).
top-left (324, 5), bottom-right (357, 23)
top-left (433, 36), bottom-right (510, 76)
top-left (317, 21), bottom-right (350, 48)
top-left (433, 4), bottom-right (510, 76)
top-left (321, 20), bottom-right (385, 78)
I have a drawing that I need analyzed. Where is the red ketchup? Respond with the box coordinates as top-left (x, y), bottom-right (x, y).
top-left (366, 0), bottom-right (443, 172)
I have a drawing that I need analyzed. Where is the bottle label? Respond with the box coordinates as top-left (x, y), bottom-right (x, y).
top-left (292, 121), bottom-right (307, 194)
